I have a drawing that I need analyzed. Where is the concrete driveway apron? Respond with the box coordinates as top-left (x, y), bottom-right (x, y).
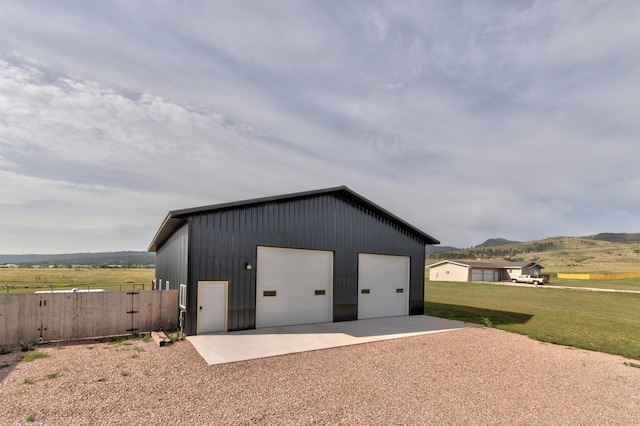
top-left (187, 315), bottom-right (480, 365)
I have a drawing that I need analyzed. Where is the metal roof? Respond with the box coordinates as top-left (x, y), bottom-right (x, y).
top-left (149, 186), bottom-right (440, 252)
top-left (426, 260), bottom-right (544, 269)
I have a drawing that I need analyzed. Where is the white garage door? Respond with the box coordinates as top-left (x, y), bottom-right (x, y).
top-left (483, 270), bottom-right (493, 281)
top-left (256, 246), bottom-right (333, 328)
top-left (471, 270), bottom-right (482, 281)
top-left (358, 254), bottom-right (409, 319)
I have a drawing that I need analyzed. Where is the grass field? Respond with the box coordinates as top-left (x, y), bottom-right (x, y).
top-left (0, 268), bottom-right (155, 293)
top-left (425, 280), bottom-right (640, 361)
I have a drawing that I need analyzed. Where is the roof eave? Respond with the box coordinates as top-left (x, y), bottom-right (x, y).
top-left (426, 260), bottom-right (470, 268)
top-left (147, 214), bottom-right (188, 252)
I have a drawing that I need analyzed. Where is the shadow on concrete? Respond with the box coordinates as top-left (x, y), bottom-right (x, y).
top-left (223, 315), bottom-right (477, 338)
top-left (425, 302), bottom-right (533, 326)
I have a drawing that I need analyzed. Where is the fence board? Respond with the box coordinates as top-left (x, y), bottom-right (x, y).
top-left (0, 290), bottom-right (178, 346)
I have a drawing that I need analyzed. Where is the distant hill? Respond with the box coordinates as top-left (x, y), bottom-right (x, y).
top-left (475, 238), bottom-right (520, 248)
top-left (425, 245), bottom-right (459, 254)
top-left (426, 234), bottom-right (640, 273)
top-left (586, 233), bottom-right (640, 243)
top-left (0, 251), bottom-right (155, 267)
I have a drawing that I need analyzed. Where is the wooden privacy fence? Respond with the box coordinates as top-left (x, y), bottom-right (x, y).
top-left (0, 290), bottom-right (178, 346)
top-left (557, 272), bottom-right (640, 280)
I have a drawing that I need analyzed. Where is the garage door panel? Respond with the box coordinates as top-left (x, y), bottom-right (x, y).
top-left (259, 272), bottom-right (328, 286)
top-left (358, 254), bottom-right (409, 319)
top-left (359, 255), bottom-right (407, 276)
top-left (256, 247), bottom-right (333, 328)
top-left (257, 297), bottom-right (329, 322)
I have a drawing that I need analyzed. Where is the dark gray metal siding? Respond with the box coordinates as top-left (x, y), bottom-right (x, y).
top-left (180, 193), bottom-right (426, 334)
top-left (155, 223), bottom-right (188, 291)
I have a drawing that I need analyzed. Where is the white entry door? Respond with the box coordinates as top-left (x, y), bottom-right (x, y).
top-left (358, 254), bottom-right (409, 319)
top-left (256, 246), bottom-right (333, 328)
top-left (197, 281), bottom-right (228, 334)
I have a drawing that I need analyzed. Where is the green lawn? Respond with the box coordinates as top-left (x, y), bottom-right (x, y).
top-left (425, 281), bottom-right (640, 361)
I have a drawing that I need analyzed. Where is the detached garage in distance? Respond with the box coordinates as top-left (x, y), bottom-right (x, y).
top-left (148, 186), bottom-right (439, 335)
top-left (427, 260), bottom-right (544, 282)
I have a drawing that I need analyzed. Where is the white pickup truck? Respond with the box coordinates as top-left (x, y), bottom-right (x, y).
top-left (512, 275), bottom-right (544, 285)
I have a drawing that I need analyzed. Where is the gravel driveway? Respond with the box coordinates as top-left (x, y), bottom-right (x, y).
top-left (1, 327), bottom-right (639, 425)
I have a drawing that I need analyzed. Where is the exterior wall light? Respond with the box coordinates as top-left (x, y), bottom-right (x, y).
top-left (245, 263), bottom-right (253, 270)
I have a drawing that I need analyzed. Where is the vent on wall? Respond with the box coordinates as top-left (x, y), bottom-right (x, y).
top-left (361, 289), bottom-right (370, 294)
top-left (314, 290), bottom-right (326, 295)
top-left (263, 290), bottom-right (277, 297)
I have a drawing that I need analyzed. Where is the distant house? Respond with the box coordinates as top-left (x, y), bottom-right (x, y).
top-left (427, 260), bottom-right (543, 282)
top-left (0, 263), bottom-right (18, 268)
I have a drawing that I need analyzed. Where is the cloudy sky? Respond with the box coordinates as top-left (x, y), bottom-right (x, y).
top-left (1, 1), bottom-right (639, 254)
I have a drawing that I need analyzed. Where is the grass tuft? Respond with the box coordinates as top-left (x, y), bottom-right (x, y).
top-left (26, 413), bottom-right (36, 422)
top-left (21, 351), bottom-right (49, 363)
top-left (19, 341), bottom-right (35, 352)
top-left (481, 317), bottom-right (494, 328)
top-left (167, 333), bottom-right (181, 343)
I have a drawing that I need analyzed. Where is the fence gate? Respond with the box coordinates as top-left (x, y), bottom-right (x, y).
top-left (126, 291), bottom-right (139, 334)
top-left (38, 295), bottom-right (50, 342)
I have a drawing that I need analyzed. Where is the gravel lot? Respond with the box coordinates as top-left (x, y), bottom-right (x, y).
top-left (1, 327), bottom-right (639, 425)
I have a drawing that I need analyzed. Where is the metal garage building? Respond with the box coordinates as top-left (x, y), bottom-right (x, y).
top-left (148, 186), bottom-right (439, 335)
